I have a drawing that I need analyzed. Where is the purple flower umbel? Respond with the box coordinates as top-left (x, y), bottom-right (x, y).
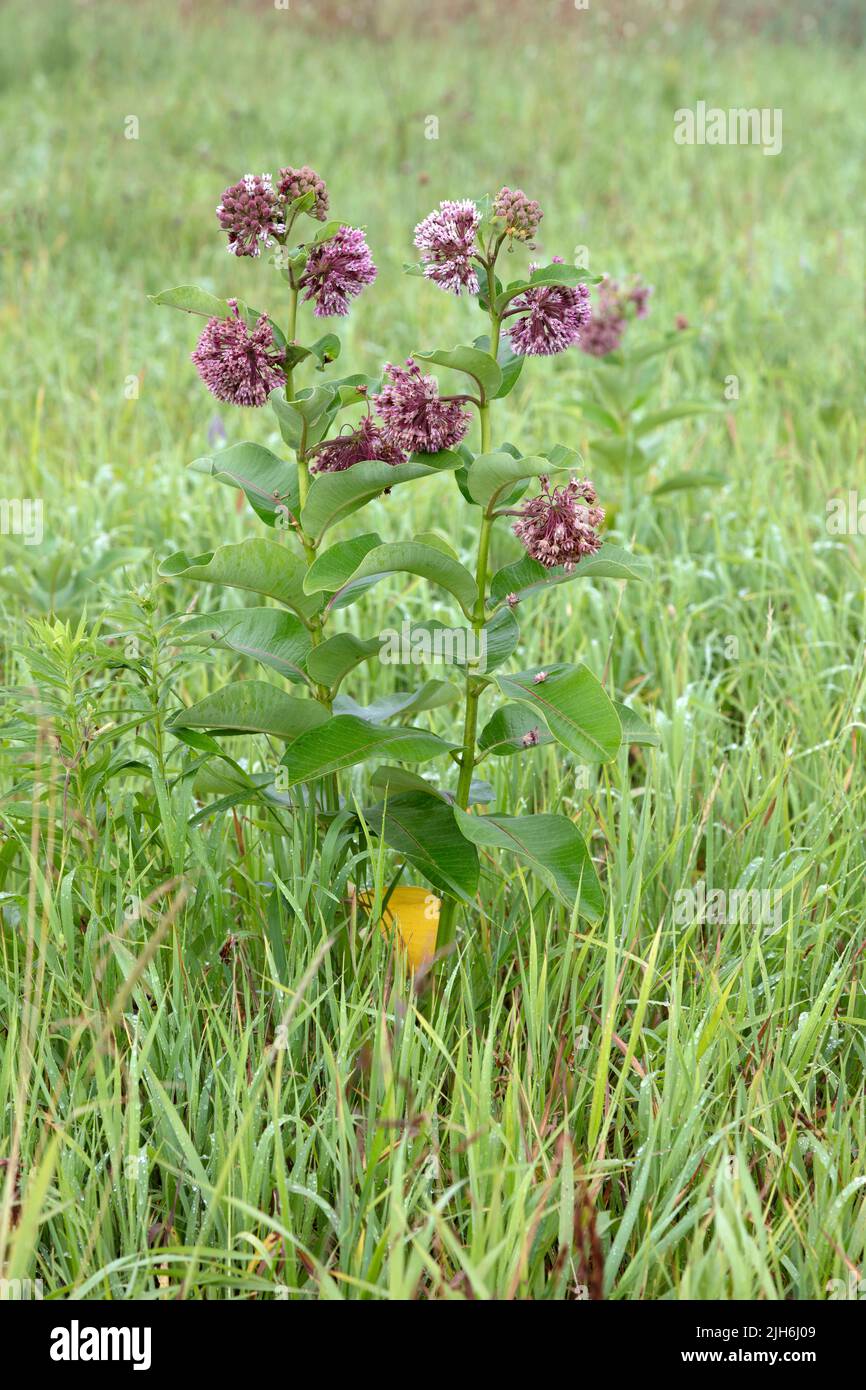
top-left (373, 358), bottom-right (471, 454)
top-left (506, 271), bottom-right (591, 357)
top-left (216, 174), bottom-right (285, 257)
top-left (277, 165), bottom-right (330, 221)
top-left (492, 186), bottom-right (543, 240)
top-left (512, 475), bottom-right (604, 571)
top-left (310, 416), bottom-right (407, 475)
top-left (413, 198), bottom-right (481, 296)
top-left (580, 275), bottom-right (653, 357)
top-left (299, 225), bottom-right (377, 318)
top-left (192, 300), bottom-right (285, 407)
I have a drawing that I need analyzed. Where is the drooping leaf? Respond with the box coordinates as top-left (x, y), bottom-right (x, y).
top-left (327, 540), bottom-right (478, 618)
top-left (150, 286), bottom-right (282, 341)
top-left (634, 401), bottom-right (724, 437)
top-left (189, 442), bottom-right (299, 527)
top-left (494, 262), bottom-right (593, 315)
top-left (364, 792), bottom-right (479, 901)
top-left (651, 469), bottom-right (726, 496)
top-left (612, 702), bottom-right (660, 748)
top-left (303, 533), bottom-right (383, 595)
top-left (467, 452), bottom-right (557, 512)
top-left (390, 606), bottom-right (518, 674)
top-left (489, 542), bottom-right (651, 605)
top-left (413, 345), bottom-right (502, 402)
top-left (477, 702), bottom-right (555, 756)
top-left (494, 664), bottom-right (621, 762)
top-left (454, 808), bottom-right (603, 917)
top-left (301, 457), bottom-right (460, 543)
top-left (279, 715), bottom-right (455, 785)
top-left (169, 681), bottom-right (328, 739)
top-left (304, 632), bottom-right (381, 688)
top-left (159, 538), bottom-right (322, 622)
top-left (175, 608), bottom-right (311, 683)
top-left (370, 765), bottom-right (494, 805)
top-left (334, 679), bottom-right (460, 722)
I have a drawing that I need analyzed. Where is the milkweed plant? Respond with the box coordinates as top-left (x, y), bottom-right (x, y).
top-left (153, 167), bottom-right (658, 960)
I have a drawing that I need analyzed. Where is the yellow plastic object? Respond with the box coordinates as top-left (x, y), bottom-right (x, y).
top-left (366, 887), bottom-right (441, 972)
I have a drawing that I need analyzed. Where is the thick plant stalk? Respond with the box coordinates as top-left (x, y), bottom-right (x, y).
top-left (436, 273), bottom-right (501, 952)
top-left (283, 280), bottom-right (338, 813)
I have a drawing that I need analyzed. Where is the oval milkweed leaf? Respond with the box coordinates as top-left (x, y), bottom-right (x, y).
top-left (279, 715), bottom-right (456, 786)
top-left (477, 702), bottom-right (555, 756)
top-left (304, 632), bottom-right (381, 688)
top-left (175, 608), bottom-right (312, 683)
top-left (454, 808), bottom-right (603, 918)
top-left (489, 542), bottom-right (651, 606)
top-left (327, 541), bottom-right (478, 618)
top-left (333, 679), bottom-right (460, 723)
top-left (494, 663), bottom-right (621, 763)
top-left (612, 701), bottom-right (660, 748)
top-left (189, 442), bottom-right (300, 527)
top-left (159, 538), bottom-right (322, 622)
top-left (301, 457), bottom-right (459, 543)
top-left (467, 452), bottom-right (559, 512)
top-left (169, 681), bottom-right (328, 740)
top-left (413, 345), bottom-right (502, 402)
top-left (364, 791), bottom-right (480, 901)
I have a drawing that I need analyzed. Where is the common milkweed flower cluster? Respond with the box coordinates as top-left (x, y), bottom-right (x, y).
top-left (155, 168), bottom-right (653, 956)
top-left (580, 273), bottom-right (653, 357)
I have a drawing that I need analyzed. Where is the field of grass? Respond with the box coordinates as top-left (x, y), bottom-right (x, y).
top-left (0, 0), bottom-right (864, 1300)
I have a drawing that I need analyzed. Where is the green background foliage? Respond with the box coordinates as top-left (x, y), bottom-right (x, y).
top-left (0, 0), bottom-right (863, 1300)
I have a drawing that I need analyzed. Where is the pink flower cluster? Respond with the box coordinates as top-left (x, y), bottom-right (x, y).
top-left (310, 415), bottom-right (406, 475)
top-left (413, 199), bottom-right (481, 296)
top-left (580, 275), bottom-right (653, 357)
top-left (298, 225), bottom-right (377, 318)
top-left (506, 264), bottom-right (592, 357)
top-left (191, 300), bottom-right (285, 408)
top-left (512, 475), bottom-right (605, 571)
top-left (492, 186), bottom-right (543, 240)
top-left (372, 358), bottom-right (471, 454)
top-left (217, 166), bottom-right (330, 257)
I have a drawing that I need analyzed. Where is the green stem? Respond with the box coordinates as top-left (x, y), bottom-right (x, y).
top-left (437, 289), bottom-right (500, 951)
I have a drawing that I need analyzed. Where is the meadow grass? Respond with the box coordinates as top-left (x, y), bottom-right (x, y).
top-left (0, 0), bottom-right (864, 1299)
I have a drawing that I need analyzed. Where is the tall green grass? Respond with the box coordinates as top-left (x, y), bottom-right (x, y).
top-left (0, 0), bottom-right (863, 1298)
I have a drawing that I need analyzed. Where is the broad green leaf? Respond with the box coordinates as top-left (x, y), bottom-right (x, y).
top-left (390, 607), bottom-right (518, 674)
top-left (269, 385), bottom-right (338, 450)
top-left (159, 538), bottom-right (322, 622)
top-left (471, 335), bottom-right (525, 400)
top-left (149, 285), bottom-right (278, 332)
top-left (174, 608), bottom-right (311, 683)
top-left (454, 808), bottom-right (603, 917)
top-left (413, 345), bottom-right (502, 402)
top-left (612, 702), bottom-right (660, 748)
top-left (370, 766), bottom-right (494, 805)
top-left (477, 702), bottom-right (555, 756)
top-left (169, 681), bottom-right (328, 739)
top-left (189, 442), bottom-right (299, 527)
top-left (279, 715), bottom-right (455, 785)
top-left (651, 469), bottom-right (726, 496)
top-left (334, 679), bottom-right (460, 722)
top-left (494, 663), bottom-right (621, 762)
top-left (301, 457), bottom-right (459, 543)
top-left (304, 632), bottom-right (381, 688)
top-left (467, 452), bottom-right (555, 512)
top-left (303, 533), bottom-right (383, 594)
top-left (634, 401), bottom-right (724, 436)
top-left (490, 542), bottom-right (651, 605)
top-left (494, 262), bottom-right (592, 315)
top-left (328, 541), bottom-right (478, 618)
top-left (365, 792), bottom-right (479, 901)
